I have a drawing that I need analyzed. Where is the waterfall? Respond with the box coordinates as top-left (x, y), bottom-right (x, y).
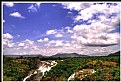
top-left (23, 60), bottom-right (57, 81)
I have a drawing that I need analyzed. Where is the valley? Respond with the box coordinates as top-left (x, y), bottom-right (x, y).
top-left (3, 51), bottom-right (120, 81)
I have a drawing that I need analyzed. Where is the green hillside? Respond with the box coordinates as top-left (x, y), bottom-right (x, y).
top-left (51, 53), bottom-right (88, 58)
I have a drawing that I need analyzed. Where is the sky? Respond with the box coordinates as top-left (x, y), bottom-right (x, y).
top-left (2, 2), bottom-right (120, 56)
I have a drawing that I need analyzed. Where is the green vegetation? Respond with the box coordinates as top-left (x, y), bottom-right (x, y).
top-left (3, 56), bottom-right (42, 81)
top-left (41, 56), bottom-right (120, 81)
top-left (3, 52), bottom-right (120, 81)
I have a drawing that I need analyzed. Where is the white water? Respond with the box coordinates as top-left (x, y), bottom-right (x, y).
top-left (23, 60), bottom-right (57, 81)
top-left (68, 73), bottom-right (75, 81)
top-left (23, 74), bottom-right (33, 82)
top-left (68, 69), bottom-right (96, 81)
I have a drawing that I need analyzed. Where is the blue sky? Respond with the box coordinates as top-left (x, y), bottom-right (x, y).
top-left (3, 2), bottom-right (120, 56)
top-left (3, 3), bottom-right (78, 41)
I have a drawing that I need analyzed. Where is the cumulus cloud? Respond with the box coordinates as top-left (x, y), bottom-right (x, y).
top-left (43, 40), bottom-right (65, 48)
top-left (37, 39), bottom-right (43, 42)
top-left (3, 33), bottom-right (14, 48)
top-left (61, 3), bottom-right (92, 11)
top-left (43, 38), bottom-right (49, 42)
top-left (70, 3), bottom-right (120, 47)
top-left (46, 29), bottom-right (57, 35)
top-left (32, 46), bottom-right (39, 50)
top-left (74, 3), bottom-right (120, 22)
top-left (10, 12), bottom-right (25, 18)
top-left (46, 29), bottom-right (64, 38)
top-left (3, 38), bottom-right (40, 55)
top-left (3, 41), bottom-right (14, 48)
top-left (67, 29), bottom-right (73, 33)
top-left (3, 37), bottom-right (119, 56)
top-left (3, 2), bottom-right (120, 56)
top-left (65, 27), bottom-right (73, 33)
top-left (24, 39), bottom-right (34, 44)
top-left (3, 33), bottom-right (13, 39)
top-left (19, 39), bottom-right (35, 48)
top-left (4, 2), bottom-right (14, 7)
top-left (72, 26), bottom-right (120, 46)
top-left (55, 33), bottom-right (63, 37)
top-left (37, 38), bottom-right (49, 43)
top-left (55, 40), bottom-right (63, 47)
top-left (64, 43), bottom-right (71, 47)
top-left (18, 43), bottom-right (25, 47)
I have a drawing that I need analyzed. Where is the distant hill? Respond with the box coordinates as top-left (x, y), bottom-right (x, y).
top-left (51, 53), bottom-right (88, 58)
top-left (4, 54), bottom-right (43, 58)
top-left (108, 51), bottom-right (120, 56)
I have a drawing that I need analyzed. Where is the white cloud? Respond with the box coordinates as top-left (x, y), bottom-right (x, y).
top-left (3, 39), bottom-right (14, 48)
top-left (10, 12), bottom-right (25, 18)
top-left (20, 39), bottom-right (35, 48)
top-left (55, 40), bottom-right (63, 47)
top-left (65, 27), bottom-right (73, 33)
top-left (4, 2), bottom-right (14, 7)
top-left (49, 40), bottom-right (56, 44)
top-left (3, 40), bottom-right (7, 45)
top-left (74, 3), bottom-right (120, 22)
top-left (69, 3), bottom-right (120, 47)
top-left (32, 46), bottom-right (39, 50)
top-left (55, 33), bottom-right (63, 37)
top-left (43, 38), bottom-right (49, 42)
top-left (3, 37), bottom-right (119, 56)
top-left (8, 43), bottom-right (14, 48)
top-left (24, 46), bottom-right (28, 49)
top-left (3, 33), bottom-right (14, 48)
top-left (72, 23), bottom-right (120, 46)
top-left (3, 3), bottom-right (120, 56)
top-left (73, 25), bottom-right (89, 32)
top-left (46, 29), bottom-right (57, 35)
top-left (64, 43), bottom-right (71, 47)
top-left (45, 40), bottom-right (64, 48)
top-left (61, 3), bottom-right (92, 11)
top-left (46, 29), bottom-right (65, 38)
top-left (65, 26), bottom-right (71, 29)
top-left (37, 39), bottom-right (43, 42)
top-left (75, 8), bottom-right (93, 21)
top-left (67, 29), bottom-right (73, 33)
top-left (24, 39), bottom-right (34, 44)
top-left (18, 43), bottom-right (25, 47)
top-left (3, 33), bottom-right (13, 39)
top-left (3, 39), bottom-right (40, 55)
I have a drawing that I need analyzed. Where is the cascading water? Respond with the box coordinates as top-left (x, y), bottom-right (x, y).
top-left (23, 60), bottom-right (57, 81)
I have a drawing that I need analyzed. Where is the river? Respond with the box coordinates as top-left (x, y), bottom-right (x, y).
top-left (23, 60), bottom-right (57, 81)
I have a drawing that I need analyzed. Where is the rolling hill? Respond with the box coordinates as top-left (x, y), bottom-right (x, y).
top-left (51, 53), bottom-right (88, 58)
top-left (108, 51), bottom-right (120, 56)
